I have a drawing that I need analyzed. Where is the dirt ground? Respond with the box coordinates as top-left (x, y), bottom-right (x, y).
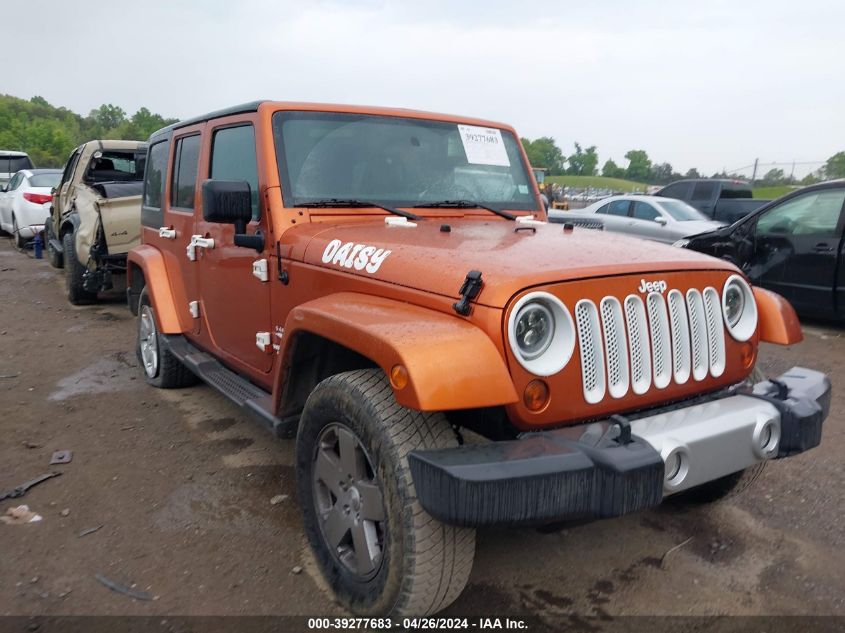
top-left (1, 238), bottom-right (844, 625)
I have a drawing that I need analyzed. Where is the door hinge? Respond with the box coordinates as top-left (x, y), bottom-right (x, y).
top-left (158, 226), bottom-right (176, 239)
top-left (252, 258), bottom-right (269, 282)
top-left (255, 331), bottom-right (272, 352)
top-left (187, 235), bottom-right (215, 261)
top-left (188, 301), bottom-right (200, 319)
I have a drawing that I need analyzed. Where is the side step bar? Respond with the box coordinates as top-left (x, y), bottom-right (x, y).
top-left (162, 335), bottom-right (297, 438)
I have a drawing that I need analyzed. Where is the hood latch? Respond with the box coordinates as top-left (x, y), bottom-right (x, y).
top-left (453, 270), bottom-right (483, 316)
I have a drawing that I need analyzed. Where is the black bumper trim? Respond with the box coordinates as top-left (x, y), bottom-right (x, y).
top-left (408, 425), bottom-right (664, 528)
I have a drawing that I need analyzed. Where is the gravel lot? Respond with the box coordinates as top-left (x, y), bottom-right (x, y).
top-left (1, 238), bottom-right (843, 625)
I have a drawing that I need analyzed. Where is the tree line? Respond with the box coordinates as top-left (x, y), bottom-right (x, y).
top-left (0, 94), bottom-right (177, 168)
top-left (521, 136), bottom-right (845, 186)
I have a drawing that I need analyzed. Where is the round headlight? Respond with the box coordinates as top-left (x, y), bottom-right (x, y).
top-left (507, 292), bottom-right (576, 377)
top-left (514, 303), bottom-right (554, 360)
top-left (721, 275), bottom-right (758, 342)
top-left (724, 284), bottom-right (744, 326)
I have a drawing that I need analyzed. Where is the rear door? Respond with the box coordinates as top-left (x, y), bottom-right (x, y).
top-left (596, 199), bottom-right (632, 232)
top-left (752, 188), bottom-right (845, 317)
top-left (194, 117), bottom-right (273, 375)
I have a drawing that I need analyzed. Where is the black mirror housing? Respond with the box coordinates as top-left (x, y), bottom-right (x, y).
top-left (202, 180), bottom-right (252, 232)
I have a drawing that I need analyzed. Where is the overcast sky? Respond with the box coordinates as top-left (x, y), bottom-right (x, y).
top-left (5, 0), bottom-right (843, 177)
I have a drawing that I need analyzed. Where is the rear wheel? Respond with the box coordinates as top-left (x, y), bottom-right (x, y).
top-left (296, 369), bottom-right (475, 616)
top-left (63, 231), bottom-right (96, 305)
top-left (136, 288), bottom-right (197, 389)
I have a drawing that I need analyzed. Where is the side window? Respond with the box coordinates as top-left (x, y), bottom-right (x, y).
top-left (659, 183), bottom-right (686, 199)
top-left (210, 125), bottom-right (260, 220)
top-left (171, 135), bottom-right (201, 210)
top-left (757, 190), bottom-right (845, 238)
top-left (61, 150), bottom-right (81, 188)
top-left (143, 140), bottom-right (170, 210)
top-left (607, 200), bottom-right (631, 216)
top-left (691, 181), bottom-right (717, 201)
top-left (595, 203), bottom-right (612, 215)
top-left (632, 201), bottom-right (660, 221)
top-left (8, 173), bottom-right (23, 190)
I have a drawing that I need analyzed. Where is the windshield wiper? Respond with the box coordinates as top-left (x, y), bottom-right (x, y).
top-left (298, 198), bottom-right (422, 221)
top-left (412, 200), bottom-right (516, 221)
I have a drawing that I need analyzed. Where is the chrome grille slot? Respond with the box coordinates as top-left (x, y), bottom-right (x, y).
top-left (646, 292), bottom-right (672, 389)
top-left (600, 297), bottom-right (629, 398)
top-left (575, 300), bottom-right (606, 404)
top-left (667, 289), bottom-right (691, 384)
top-left (686, 289), bottom-right (709, 381)
top-left (577, 284), bottom-right (726, 403)
top-left (624, 295), bottom-right (651, 395)
top-left (703, 287), bottom-right (726, 377)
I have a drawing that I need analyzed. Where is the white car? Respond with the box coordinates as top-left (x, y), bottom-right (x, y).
top-left (548, 194), bottom-right (725, 244)
top-left (0, 169), bottom-right (62, 247)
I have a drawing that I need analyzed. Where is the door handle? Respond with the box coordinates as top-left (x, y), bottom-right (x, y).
top-left (186, 234), bottom-right (215, 261)
top-left (813, 243), bottom-right (834, 253)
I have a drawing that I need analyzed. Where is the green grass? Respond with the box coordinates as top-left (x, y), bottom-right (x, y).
top-left (544, 175), bottom-right (649, 192)
top-left (751, 186), bottom-right (795, 200)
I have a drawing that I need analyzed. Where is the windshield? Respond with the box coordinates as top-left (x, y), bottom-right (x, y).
top-left (656, 198), bottom-right (709, 221)
top-left (29, 173), bottom-right (62, 188)
top-left (272, 111), bottom-right (538, 211)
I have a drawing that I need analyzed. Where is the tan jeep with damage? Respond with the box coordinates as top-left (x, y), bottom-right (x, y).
top-left (45, 140), bottom-right (147, 304)
top-left (127, 101), bottom-right (831, 616)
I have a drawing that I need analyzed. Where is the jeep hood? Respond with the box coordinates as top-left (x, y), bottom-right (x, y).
top-left (286, 219), bottom-right (738, 308)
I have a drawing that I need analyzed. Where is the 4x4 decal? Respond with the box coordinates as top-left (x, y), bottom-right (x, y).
top-left (321, 239), bottom-right (392, 273)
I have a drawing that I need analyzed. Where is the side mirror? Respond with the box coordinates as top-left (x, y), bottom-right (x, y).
top-left (654, 216), bottom-right (667, 226)
top-left (202, 180), bottom-right (264, 251)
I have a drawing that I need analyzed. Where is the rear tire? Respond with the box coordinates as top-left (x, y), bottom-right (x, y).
top-left (136, 288), bottom-right (198, 389)
top-left (46, 222), bottom-right (63, 268)
top-left (296, 369), bottom-right (475, 616)
top-left (63, 231), bottom-right (97, 305)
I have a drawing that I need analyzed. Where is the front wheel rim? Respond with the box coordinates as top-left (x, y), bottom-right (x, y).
top-left (312, 422), bottom-right (387, 580)
top-left (138, 305), bottom-right (159, 378)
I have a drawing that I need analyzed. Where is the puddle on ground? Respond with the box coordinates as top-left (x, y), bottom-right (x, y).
top-left (48, 354), bottom-right (138, 401)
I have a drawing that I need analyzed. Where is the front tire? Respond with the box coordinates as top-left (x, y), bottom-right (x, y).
top-left (12, 215), bottom-right (26, 249)
top-left (46, 222), bottom-right (63, 268)
top-left (296, 369), bottom-right (475, 616)
top-left (136, 288), bottom-right (197, 389)
top-left (63, 231), bottom-right (96, 305)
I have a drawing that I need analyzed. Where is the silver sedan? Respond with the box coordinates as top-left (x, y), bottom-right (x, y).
top-left (548, 195), bottom-right (725, 244)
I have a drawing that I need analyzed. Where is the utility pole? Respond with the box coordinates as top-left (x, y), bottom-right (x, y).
top-left (790, 161), bottom-right (795, 183)
top-left (751, 158), bottom-right (758, 184)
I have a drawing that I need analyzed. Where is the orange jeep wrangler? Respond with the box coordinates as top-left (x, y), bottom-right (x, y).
top-left (127, 101), bottom-right (830, 616)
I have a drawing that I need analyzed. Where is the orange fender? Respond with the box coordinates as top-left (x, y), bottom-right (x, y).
top-left (753, 286), bottom-right (803, 345)
top-left (127, 246), bottom-right (189, 334)
top-left (280, 292), bottom-right (518, 411)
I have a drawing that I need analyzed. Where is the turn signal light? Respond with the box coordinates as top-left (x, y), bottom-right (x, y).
top-left (523, 379), bottom-right (550, 412)
top-left (740, 341), bottom-right (756, 369)
top-left (390, 364), bottom-right (409, 390)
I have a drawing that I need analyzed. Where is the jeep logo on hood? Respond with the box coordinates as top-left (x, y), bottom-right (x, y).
top-left (638, 278), bottom-right (668, 294)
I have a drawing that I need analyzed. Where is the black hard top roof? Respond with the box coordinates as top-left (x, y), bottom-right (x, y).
top-left (148, 101), bottom-right (265, 142)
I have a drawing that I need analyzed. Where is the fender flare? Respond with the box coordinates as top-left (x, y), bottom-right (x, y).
top-left (59, 212), bottom-right (80, 237)
top-left (279, 292), bottom-right (518, 412)
top-left (126, 245), bottom-right (188, 333)
top-left (753, 286), bottom-right (802, 345)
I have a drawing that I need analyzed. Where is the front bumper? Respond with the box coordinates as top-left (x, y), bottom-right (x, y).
top-left (409, 367), bottom-right (830, 527)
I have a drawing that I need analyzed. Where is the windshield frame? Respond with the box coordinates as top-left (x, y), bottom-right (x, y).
top-left (271, 110), bottom-right (540, 213)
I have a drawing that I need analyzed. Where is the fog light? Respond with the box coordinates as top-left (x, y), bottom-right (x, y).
top-left (665, 452), bottom-right (682, 482)
top-left (523, 379), bottom-right (550, 412)
top-left (390, 364), bottom-right (409, 390)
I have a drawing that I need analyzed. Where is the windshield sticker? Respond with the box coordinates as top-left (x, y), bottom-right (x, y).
top-left (457, 124), bottom-right (510, 167)
top-left (321, 239), bottom-right (392, 273)
top-left (518, 185), bottom-right (529, 194)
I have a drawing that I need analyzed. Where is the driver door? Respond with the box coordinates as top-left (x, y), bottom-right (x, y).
top-left (752, 188), bottom-right (845, 317)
